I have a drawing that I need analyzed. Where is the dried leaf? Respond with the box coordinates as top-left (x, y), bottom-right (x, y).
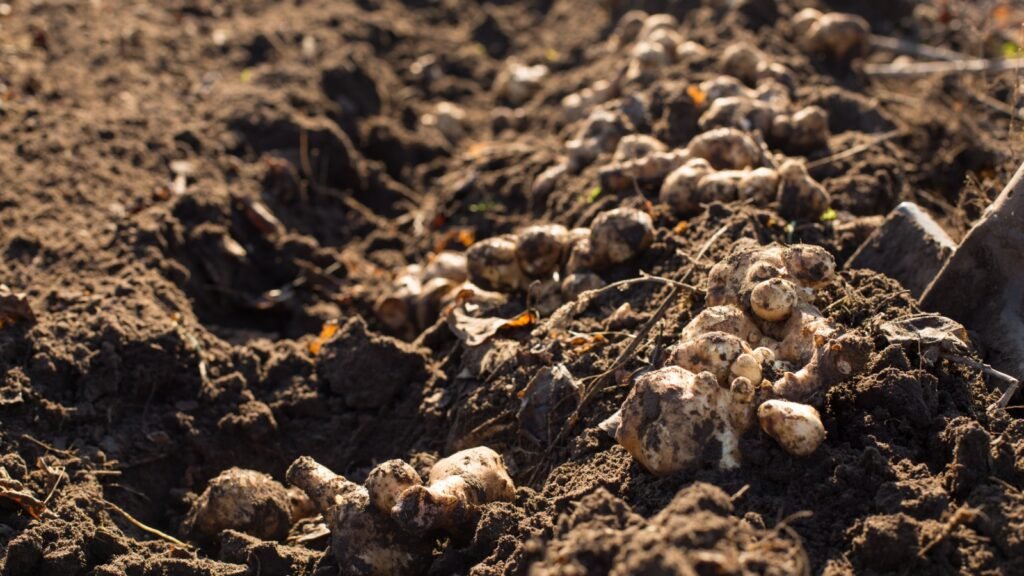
top-left (0, 285), bottom-right (35, 328)
top-left (448, 305), bottom-right (537, 347)
top-left (0, 478), bottom-right (48, 519)
top-left (309, 320), bottom-right (340, 356)
top-left (687, 84), bottom-right (707, 107)
top-left (880, 313), bottom-right (971, 358)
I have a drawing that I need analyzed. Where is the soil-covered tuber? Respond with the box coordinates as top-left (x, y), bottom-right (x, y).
top-left (616, 366), bottom-right (747, 474)
top-left (286, 456), bottom-right (433, 576)
top-left (467, 235), bottom-right (529, 292)
top-left (392, 447), bottom-right (516, 534)
top-left (184, 468), bottom-right (301, 543)
top-left (589, 207), bottom-right (654, 266)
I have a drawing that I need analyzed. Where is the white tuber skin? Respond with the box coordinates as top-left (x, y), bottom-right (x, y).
top-left (796, 10), bottom-right (870, 60)
top-left (515, 224), bottom-right (569, 278)
top-left (699, 76), bottom-right (750, 101)
top-left (392, 447), bottom-right (515, 534)
top-left (496, 61), bottom-right (549, 105)
top-left (687, 127), bottom-right (762, 170)
top-left (674, 331), bottom-right (762, 387)
top-left (287, 457), bottom-right (432, 576)
top-left (366, 459), bottom-right (422, 514)
top-left (561, 79), bottom-right (616, 122)
top-left (466, 235), bottom-right (528, 293)
top-left (616, 366), bottom-right (746, 474)
top-left (749, 277), bottom-right (798, 322)
top-left (758, 400), bottom-right (826, 456)
top-left (627, 41), bottom-right (670, 80)
top-left (421, 102), bottom-right (466, 141)
top-left (677, 40), bottom-right (708, 60)
top-left (588, 207), bottom-right (654, 266)
top-left (680, 305), bottom-right (766, 347)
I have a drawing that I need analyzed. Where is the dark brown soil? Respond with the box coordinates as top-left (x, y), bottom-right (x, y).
top-left (1, 1), bottom-right (1023, 575)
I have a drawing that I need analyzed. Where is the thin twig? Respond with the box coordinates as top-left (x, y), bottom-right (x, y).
top-left (946, 354), bottom-right (1020, 410)
top-left (532, 285), bottom-right (679, 484)
top-left (807, 130), bottom-right (902, 170)
top-left (43, 466), bottom-right (66, 505)
top-left (103, 499), bottom-right (192, 549)
top-left (864, 57), bottom-right (1024, 77)
top-left (868, 35), bottom-right (966, 62)
top-left (20, 434), bottom-right (76, 459)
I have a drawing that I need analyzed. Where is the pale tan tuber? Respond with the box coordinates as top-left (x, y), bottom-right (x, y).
top-left (720, 43), bottom-right (765, 85)
top-left (679, 305), bottom-right (766, 347)
top-left (561, 272), bottom-right (606, 300)
top-left (796, 10), bottom-right (870, 60)
top-left (757, 399), bottom-right (826, 456)
top-left (659, 157), bottom-right (714, 216)
top-left (287, 457), bottom-right (432, 576)
top-left (496, 60), bottom-right (549, 105)
top-left (673, 331), bottom-right (763, 387)
top-left (612, 134), bottom-right (668, 163)
top-left (366, 459), bottom-right (422, 514)
top-left (392, 447), bottom-right (515, 534)
top-left (184, 467), bottom-right (298, 543)
top-left (423, 251), bottom-right (469, 283)
top-left (616, 366), bottom-right (746, 474)
top-left (515, 224), bottom-right (569, 278)
top-left (687, 127), bottom-right (762, 170)
top-left (749, 277), bottom-right (798, 322)
top-left (466, 235), bottom-right (528, 292)
top-left (738, 167), bottom-right (780, 204)
top-left (588, 207), bottom-right (654, 266)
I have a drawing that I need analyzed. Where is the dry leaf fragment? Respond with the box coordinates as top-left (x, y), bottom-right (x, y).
top-left (879, 313), bottom-right (971, 363)
top-left (447, 304), bottom-right (537, 346)
top-left (0, 285), bottom-right (35, 328)
top-left (309, 320), bottom-right (340, 356)
top-left (0, 476), bottom-right (49, 519)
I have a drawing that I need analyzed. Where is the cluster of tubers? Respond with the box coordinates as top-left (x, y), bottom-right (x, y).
top-left (286, 447), bottom-right (514, 575)
top-left (466, 206), bottom-right (654, 306)
top-left (607, 242), bottom-right (868, 475)
top-left (186, 448), bottom-right (516, 575)
top-left (374, 207), bottom-right (655, 335)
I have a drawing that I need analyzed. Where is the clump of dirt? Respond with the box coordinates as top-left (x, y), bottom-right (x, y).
top-left (2, 0), bottom-right (1024, 575)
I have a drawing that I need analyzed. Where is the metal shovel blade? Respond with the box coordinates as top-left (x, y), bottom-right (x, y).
top-left (920, 162), bottom-right (1024, 386)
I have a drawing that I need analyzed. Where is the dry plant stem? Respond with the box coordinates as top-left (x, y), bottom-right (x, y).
top-left (534, 285), bottom-right (679, 482)
top-left (806, 130), bottom-right (901, 170)
top-left (946, 354), bottom-right (1021, 410)
top-left (864, 57), bottom-right (1024, 77)
top-left (104, 499), bottom-right (192, 549)
top-left (868, 35), bottom-right (966, 61)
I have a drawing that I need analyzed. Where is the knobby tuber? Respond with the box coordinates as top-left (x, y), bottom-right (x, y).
top-left (184, 468), bottom-right (310, 544)
top-left (615, 366), bottom-right (754, 474)
top-left (287, 457), bottom-right (433, 576)
top-left (757, 399), bottom-right (826, 456)
top-left (390, 446), bottom-right (516, 534)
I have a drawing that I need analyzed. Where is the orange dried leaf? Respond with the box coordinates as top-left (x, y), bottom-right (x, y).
top-left (687, 85), bottom-right (707, 107)
top-left (448, 306), bottom-right (538, 346)
top-left (309, 320), bottom-right (340, 356)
